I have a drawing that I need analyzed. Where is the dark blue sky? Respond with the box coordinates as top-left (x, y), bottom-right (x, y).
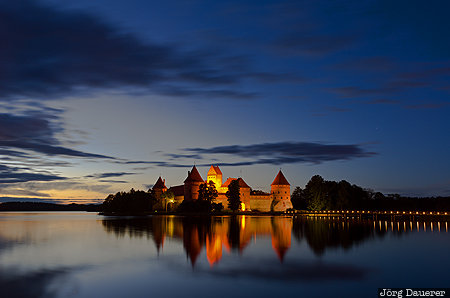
top-left (0, 0), bottom-right (449, 203)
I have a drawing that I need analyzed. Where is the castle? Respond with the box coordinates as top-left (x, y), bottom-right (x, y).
top-left (152, 165), bottom-right (293, 212)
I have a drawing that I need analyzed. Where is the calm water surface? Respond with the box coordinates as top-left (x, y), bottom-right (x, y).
top-left (0, 212), bottom-right (448, 298)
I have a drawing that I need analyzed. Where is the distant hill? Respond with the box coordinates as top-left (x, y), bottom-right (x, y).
top-left (0, 202), bottom-right (101, 212)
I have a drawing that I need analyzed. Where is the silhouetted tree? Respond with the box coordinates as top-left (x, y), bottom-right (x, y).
top-left (102, 188), bottom-right (156, 213)
top-left (291, 186), bottom-right (307, 210)
top-left (295, 175), bottom-right (450, 211)
top-left (336, 180), bottom-right (352, 209)
top-left (198, 181), bottom-right (218, 203)
top-left (226, 179), bottom-right (241, 211)
top-left (374, 192), bottom-right (385, 200)
top-left (305, 175), bottom-right (327, 211)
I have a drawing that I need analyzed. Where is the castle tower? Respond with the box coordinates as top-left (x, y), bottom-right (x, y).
top-left (152, 176), bottom-right (167, 200)
top-left (207, 165), bottom-right (223, 189)
top-left (184, 165), bottom-right (204, 201)
top-left (270, 170), bottom-right (293, 212)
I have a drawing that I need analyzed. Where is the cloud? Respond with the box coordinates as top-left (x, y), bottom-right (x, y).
top-left (0, 140), bottom-right (114, 159)
top-left (155, 86), bottom-right (258, 100)
top-left (182, 142), bottom-right (375, 163)
top-left (0, 188), bottom-right (50, 198)
top-left (364, 99), bottom-right (400, 105)
top-left (0, 0), bottom-right (168, 99)
top-left (85, 172), bottom-right (138, 179)
top-left (0, 197), bottom-right (57, 203)
top-left (274, 33), bottom-right (357, 56)
top-left (331, 56), bottom-right (396, 73)
top-left (0, 0), bottom-right (278, 101)
top-left (121, 160), bottom-right (190, 168)
top-left (98, 180), bottom-right (129, 184)
top-left (325, 106), bottom-right (351, 113)
top-left (128, 141), bottom-right (376, 167)
top-left (404, 102), bottom-right (450, 110)
top-left (0, 148), bottom-right (30, 158)
top-left (244, 72), bottom-right (306, 84)
top-left (0, 164), bottom-right (65, 184)
top-left (329, 86), bottom-right (394, 98)
top-left (8, 180), bottom-right (117, 196)
top-left (0, 112), bottom-right (114, 159)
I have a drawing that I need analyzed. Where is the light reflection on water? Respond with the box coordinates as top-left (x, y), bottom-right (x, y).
top-left (0, 212), bottom-right (449, 298)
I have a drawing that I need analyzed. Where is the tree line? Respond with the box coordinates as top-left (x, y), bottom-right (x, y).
top-left (291, 175), bottom-right (450, 211)
top-left (102, 188), bottom-right (155, 213)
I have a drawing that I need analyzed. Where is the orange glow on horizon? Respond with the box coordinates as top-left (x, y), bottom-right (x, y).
top-left (0, 188), bottom-right (104, 204)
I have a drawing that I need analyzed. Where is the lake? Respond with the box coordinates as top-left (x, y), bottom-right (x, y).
top-left (0, 212), bottom-right (448, 298)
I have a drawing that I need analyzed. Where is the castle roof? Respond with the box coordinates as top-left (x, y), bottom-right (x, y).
top-left (222, 177), bottom-right (250, 189)
top-left (271, 170), bottom-right (290, 186)
top-left (207, 165), bottom-right (222, 175)
top-left (184, 166), bottom-right (204, 183)
top-left (153, 176), bottom-right (167, 189)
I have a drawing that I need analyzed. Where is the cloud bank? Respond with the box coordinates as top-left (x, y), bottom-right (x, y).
top-left (181, 141), bottom-right (375, 165)
top-left (0, 112), bottom-right (113, 159)
top-left (127, 141), bottom-right (376, 168)
top-left (0, 0), bottom-right (267, 101)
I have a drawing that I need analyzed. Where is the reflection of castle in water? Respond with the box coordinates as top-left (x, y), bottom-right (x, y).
top-left (102, 216), bottom-right (293, 266)
top-left (177, 216), bottom-right (293, 266)
top-left (101, 216), bottom-right (449, 265)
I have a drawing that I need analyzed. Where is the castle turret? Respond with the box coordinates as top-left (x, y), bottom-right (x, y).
top-left (184, 166), bottom-right (204, 201)
top-left (270, 170), bottom-right (293, 212)
top-left (207, 165), bottom-right (223, 189)
top-left (152, 176), bottom-right (167, 200)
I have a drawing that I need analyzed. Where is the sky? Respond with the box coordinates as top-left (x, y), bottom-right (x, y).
top-left (1, 0), bottom-right (449, 204)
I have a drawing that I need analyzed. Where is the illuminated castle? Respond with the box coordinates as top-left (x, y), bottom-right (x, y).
top-left (152, 165), bottom-right (293, 212)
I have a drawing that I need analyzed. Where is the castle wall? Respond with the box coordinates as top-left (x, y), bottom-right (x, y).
top-left (240, 188), bottom-right (251, 211)
top-left (214, 187), bottom-right (251, 211)
top-left (249, 195), bottom-right (272, 212)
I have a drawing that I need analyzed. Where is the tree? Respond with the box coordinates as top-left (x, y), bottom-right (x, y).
top-left (336, 180), bottom-right (352, 210)
top-left (291, 187), bottom-right (307, 210)
top-left (304, 175), bottom-right (327, 211)
top-left (198, 181), bottom-right (218, 203)
top-left (192, 181), bottom-right (219, 212)
top-left (102, 188), bottom-right (156, 213)
top-left (226, 179), bottom-right (241, 211)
